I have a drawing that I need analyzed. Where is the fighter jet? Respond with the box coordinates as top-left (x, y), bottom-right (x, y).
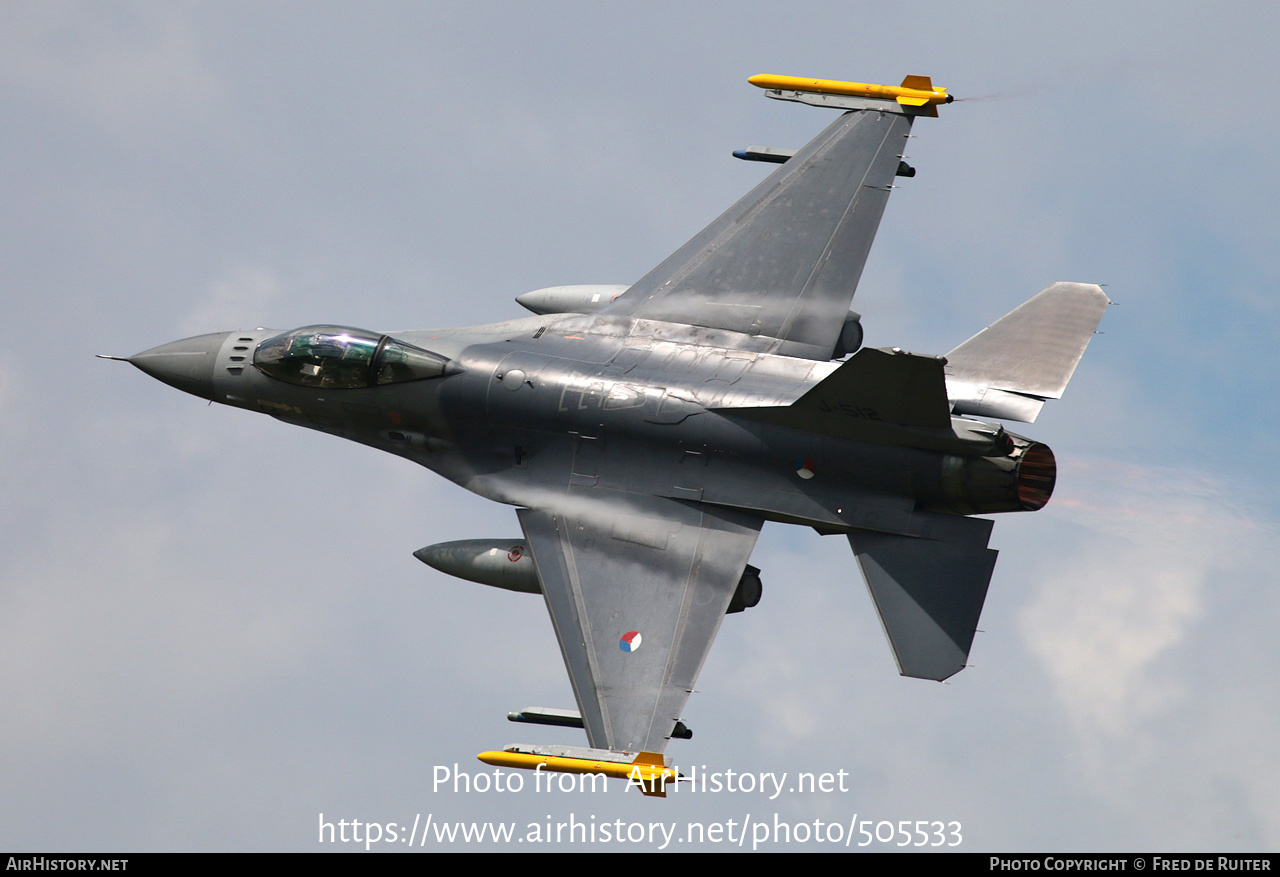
top-left (107, 74), bottom-right (1108, 793)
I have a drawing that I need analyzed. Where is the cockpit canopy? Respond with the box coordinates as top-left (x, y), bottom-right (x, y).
top-left (254, 326), bottom-right (451, 389)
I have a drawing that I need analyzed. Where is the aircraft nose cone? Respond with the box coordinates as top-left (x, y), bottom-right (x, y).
top-left (129, 332), bottom-right (230, 401)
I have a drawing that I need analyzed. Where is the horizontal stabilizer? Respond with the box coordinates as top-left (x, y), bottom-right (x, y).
top-left (849, 514), bottom-right (997, 681)
top-left (946, 282), bottom-right (1110, 422)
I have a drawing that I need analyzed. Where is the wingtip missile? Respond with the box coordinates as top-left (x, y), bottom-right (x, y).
top-left (477, 746), bottom-right (678, 797)
top-left (748, 73), bottom-right (954, 107)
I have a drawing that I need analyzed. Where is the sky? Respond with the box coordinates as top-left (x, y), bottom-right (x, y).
top-left (3, 0), bottom-right (1279, 853)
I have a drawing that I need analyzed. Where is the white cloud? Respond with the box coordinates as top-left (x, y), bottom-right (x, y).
top-left (1022, 461), bottom-right (1262, 736)
top-left (1017, 459), bottom-right (1280, 846)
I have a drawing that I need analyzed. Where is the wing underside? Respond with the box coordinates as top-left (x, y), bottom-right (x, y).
top-left (602, 108), bottom-right (914, 360)
top-left (518, 491), bottom-right (762, 754)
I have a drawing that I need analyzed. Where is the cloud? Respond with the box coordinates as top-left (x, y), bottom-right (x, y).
top-left (1014, 458), bottom-right (1280, 847)
top-left (1022, 460), bottom-right (1259, 736)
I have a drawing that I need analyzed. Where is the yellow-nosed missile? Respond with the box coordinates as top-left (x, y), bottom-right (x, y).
top-left (748, 74), bottom-right (953, 108)
top-left (477, 749), bottom-right (677, 797)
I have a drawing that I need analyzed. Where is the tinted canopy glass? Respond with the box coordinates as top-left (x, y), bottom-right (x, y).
top-left (254, 326), bottom-right (450, 389)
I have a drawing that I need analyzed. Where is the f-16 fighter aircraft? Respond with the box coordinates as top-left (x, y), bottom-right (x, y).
top-left (106, 74), bottom-right (1108, 794)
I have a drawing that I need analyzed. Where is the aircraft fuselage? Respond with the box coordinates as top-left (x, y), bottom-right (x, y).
top-left (133, 309), bottom-right (1048, 547)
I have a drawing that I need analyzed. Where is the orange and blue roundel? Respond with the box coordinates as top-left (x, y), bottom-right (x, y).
top-left (619, 631), bottom-right (642, 653)
top-left (794, 455), bottom-right (816, 479)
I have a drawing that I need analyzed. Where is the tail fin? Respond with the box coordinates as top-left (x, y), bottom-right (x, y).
top-left (945, 282), bottom-right (1110, 423)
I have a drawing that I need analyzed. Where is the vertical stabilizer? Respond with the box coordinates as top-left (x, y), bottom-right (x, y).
top-left (945, 282), bottom-right (1110, 423)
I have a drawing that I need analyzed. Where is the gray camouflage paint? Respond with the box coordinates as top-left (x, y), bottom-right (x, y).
top-left (118, 98), bottom-right (1106, 757)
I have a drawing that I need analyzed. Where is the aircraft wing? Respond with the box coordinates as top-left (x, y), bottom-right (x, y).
top-left (601, 107), bottom-right (914, 361)
top-left (517, 490), bottom-right (762, 754)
